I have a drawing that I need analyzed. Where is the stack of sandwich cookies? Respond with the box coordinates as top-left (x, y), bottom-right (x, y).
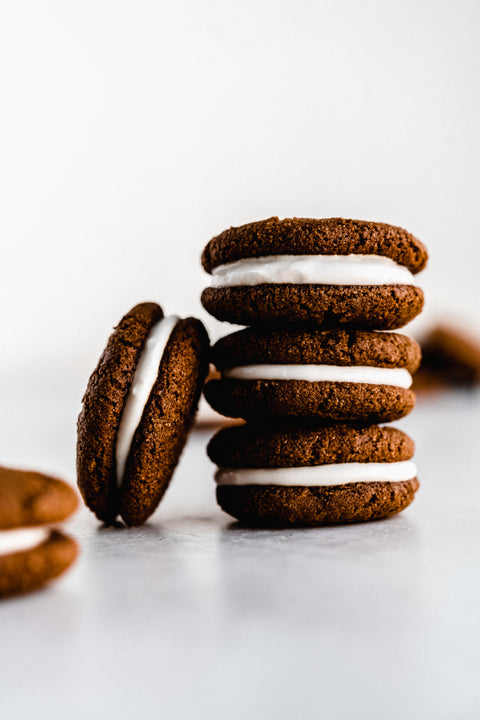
top-left (0, 467), bottom-right (78, 598)
top-left (77, 302), bottom-right (209, 526)
top-left (202, 217), bottom-right (427, 526)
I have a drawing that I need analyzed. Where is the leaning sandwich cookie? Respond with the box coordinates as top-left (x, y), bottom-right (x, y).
top-left (208, 424), bottom-right (418, 526)
top-left (77, 302), bottom-right (209, 526)
top-left (201, 217), bottom-right (427, 329)
top-left (0, 467), bottom-right (78, 598)
top-left (205, 327), bottom-right (421, 423)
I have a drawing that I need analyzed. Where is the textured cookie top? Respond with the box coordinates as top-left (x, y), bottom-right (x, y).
top-left (211, 327), bottom-right (421, 373)
top-left (208, 423), bottom-right (414, 469)
top-left (0, 467), bottom-right (78, 530)
top-left (202, 217), bottom-right (428, 274)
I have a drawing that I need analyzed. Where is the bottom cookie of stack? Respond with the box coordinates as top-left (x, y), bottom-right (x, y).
top-left (208, 424), bottom-right (419, 527)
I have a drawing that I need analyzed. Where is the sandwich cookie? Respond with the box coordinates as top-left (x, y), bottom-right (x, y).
top-left (208, 424), bottom-right (419, 526)
top-left (77, 302), bottom-right (209, 526)
top-left (205, 327), bottom-right (420, 423)
top-left (0, 467), bottom-right (78, 598)
top-left (201, 217), bottom-right (427, 328)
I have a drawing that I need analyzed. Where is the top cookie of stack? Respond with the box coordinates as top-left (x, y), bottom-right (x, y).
top-left (201, 216), bottom-right (427, 329)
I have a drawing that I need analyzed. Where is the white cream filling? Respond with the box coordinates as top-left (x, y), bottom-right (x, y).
top-left (211, 254), bottom-right (414, 287)
top-left (215, 461), bottom-right (417, 487)
top-left (222, 364), bottom-right (412, 389)
top-left (115, 315), bottom-right (180, 487)
top-left (0, 527), bottom-right (50, 556)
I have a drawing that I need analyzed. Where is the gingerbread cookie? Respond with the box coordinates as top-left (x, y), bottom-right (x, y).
top-left (201, 217), bottom-right (427, 328)
top-left (205, 327), bottom-right (420, 423)
top-left (77, 302), bottom-right (209, 526)
top-left (208, 424), bottom-right (419, 526)
top-left (0, 467), bottom-right (78, 598)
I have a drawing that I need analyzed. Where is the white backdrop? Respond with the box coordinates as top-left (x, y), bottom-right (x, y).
top-left (1, 0), bottom-right (479, 388)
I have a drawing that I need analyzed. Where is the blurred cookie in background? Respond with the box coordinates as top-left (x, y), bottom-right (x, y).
top-left (414, 323), bottom-right (480, 392)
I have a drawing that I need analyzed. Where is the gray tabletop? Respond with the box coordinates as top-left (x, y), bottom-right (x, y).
top-left (1, 387), bottom-right (479, 720)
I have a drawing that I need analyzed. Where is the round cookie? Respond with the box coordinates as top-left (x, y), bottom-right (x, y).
top-left (201, 217), bottom-right (427, 328)
top-left (205, 327), bottom-right (420, 423)
top-left (208, 424), bottom-right (419, 526)
top-left (0, 467), bottom-right (78, 598)
top-left (77, 302), bottom-right (210, 526)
